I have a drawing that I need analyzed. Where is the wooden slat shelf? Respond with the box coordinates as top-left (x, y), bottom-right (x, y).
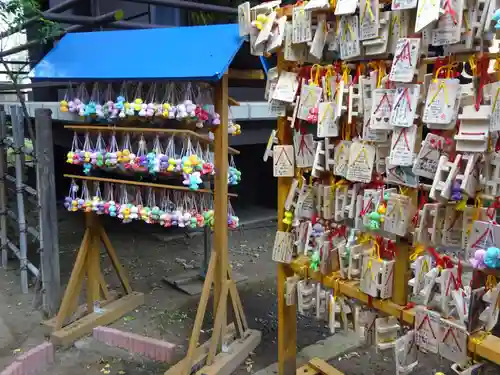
top-left (64, 174), bottom-right (238, 198)
top-left (228, 69), bottom-right (265, 80)
top-left (290, 256), bottom-right (500, 365)
top-left (63, 125), bottom-right (240, 155)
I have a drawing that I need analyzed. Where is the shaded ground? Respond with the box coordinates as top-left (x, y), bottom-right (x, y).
top-left (0, 208), bottom-right (330, 375)
top-left (1, 209), bottom-right (500, 374)
top-left (330, 345), bottom-right (500, 375)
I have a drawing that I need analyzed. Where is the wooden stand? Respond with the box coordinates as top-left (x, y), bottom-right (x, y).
top-left (165, 74), bottom-right (261, 375)
top-left (166, 251), bottom-right (261, 375)
top-left (273, 6), bottom-right (500, 375)
top-left (297, 358), bottom-right (344, 375)
top-left (45, 212), bottom-right (144, 346)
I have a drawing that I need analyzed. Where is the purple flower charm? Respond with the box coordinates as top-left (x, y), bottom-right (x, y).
top-left (451, 181), bottom-right (462, 201)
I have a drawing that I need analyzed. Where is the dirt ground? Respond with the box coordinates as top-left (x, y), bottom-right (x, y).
top-left (0, 209), bottom-right (331, 375)
top-left (1, 209), bottom-right (500, 375)
top-left (330, 345), bottom-right (500, 375)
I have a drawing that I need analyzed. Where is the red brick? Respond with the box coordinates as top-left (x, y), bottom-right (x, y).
top-left (0, 361), bottom-right (22, 375)
top-left (93, 326), bottom-right (175, 363)
top-left (16, 342), bottom-right (53, 375)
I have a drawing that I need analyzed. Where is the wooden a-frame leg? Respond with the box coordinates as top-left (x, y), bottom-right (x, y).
top-left (100, 226), bottom-right (132, 294)
top-left (228, 280), bottom-right (245, 338)
top-left (54, 229), bottom-right (91, 330)
top-left (182, 251), bottom-right (217, 375)
top-left (227, 267), bottom-right (248, 336)
top-left (99, 271), bottom-right (110, 300)
top-left (234, 285), bottom-right (248, 331)
top-left (207, 279), bottom-right (230, 366)
top-left (86, 214), bottom-right (101, 311)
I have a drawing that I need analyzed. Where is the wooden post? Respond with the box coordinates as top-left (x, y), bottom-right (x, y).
top-left (11, 105), bottom-right (28, 294)
top-left (276, 51), bottom-right (297, 375)
top-left (85, 213), bottom-right (100, 312)
top-left (392, 64), bottom-right (425, 307)
top-left (35, 108), bottom-right (61, 316)
top-left (392, 239), bottom-right (410, 306)
top-left (213, 74), bottom-right (229, 327)
top-left (0, 106), bottom-right (7, 269)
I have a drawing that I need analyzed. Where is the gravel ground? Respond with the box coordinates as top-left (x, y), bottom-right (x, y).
top-left (330, 345), bottom-right (500, 375)
top-left (1, 208), bottom-right (500, 375)
top-left (0, 208), bottom-right (331, 375)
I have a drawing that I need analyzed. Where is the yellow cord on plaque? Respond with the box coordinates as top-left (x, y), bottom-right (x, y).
top-left (341, 63), bottom-right (351, 85)
top-left (467, 197), bottom-right (483, 236)
top-left (456, 193), bottom-right (468, 211)
top-left (363, 241), bottom-right (381, 281)
top-left (491, 58), bottom-right (500, 112)
top-left (329, 174), bottom-right (336, 195)
top-left (361, 0), bottom-right (375, 22)
top-left (409, 243), bottom-right (426, 261)
top-left (377, 61), bottom-right (387, 88)
top-left (299, 65), bottom-right (321, 108)
top-left (310, 64), bottom-right (322, 86)
top-left (390, 13), bottom-right (401, 35)
top-left (433, 62), bottom-right (457, 83)
top-left (495, 58), bottom-right (500, 80)
top-left (367, 61), bottom-right (381, 88)
top-left (469, 55), bottom-right (478, 77)
top-left (342, 20), bottom-right (355, 41)
top-left (358, 232), bottom-right (373, 246)
top-left (319, 103), bottom-right (333, 124)
top-left (324, 65), bottom-right (334, 99)
top-left (463, 10), bottom-right (470, 32)
top-left (417, 0), bottom-right (437, 18)
top-left (334, 142), bottom-right (347, 167)
top-left (351, 142), bottom-right (369, 165)
top-left (486, 275), bottom-right (497, 291)
top-left (427, 79), bottom-right (449, 107)
top-left (334, 178), bottom-right (349, 190)
top-left (419, 253), bottom-right (430, 280)
top-left (446, 59), bottom-right (457, 78)
top-left (386, 197), bottom-right (404, 220)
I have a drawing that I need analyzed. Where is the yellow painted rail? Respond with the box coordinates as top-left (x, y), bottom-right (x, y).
top-left (291, 256), bottom-right (500, 365)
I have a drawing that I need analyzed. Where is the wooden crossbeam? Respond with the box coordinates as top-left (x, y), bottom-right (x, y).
top-left (63, 125), bottom-right (240, 155)
top-left (296, 358), bottom-right (344, 375)
top-left (228, 69), bottom-right (265, 80)
top-left (64, 174), bottom-right (238, 198)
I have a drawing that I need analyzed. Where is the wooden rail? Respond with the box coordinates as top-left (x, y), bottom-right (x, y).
top-left (63, 125), bottom-right (240, 155)
top-left (290, 256), bottom-right (500, 365)
top-left (64, 174), bottom-right (238, 197)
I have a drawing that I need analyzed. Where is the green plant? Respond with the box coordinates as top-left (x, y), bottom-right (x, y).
top-left (186, 0), bottom-right (250, 26)
top-left (0, 0), bottom-right (62, 147)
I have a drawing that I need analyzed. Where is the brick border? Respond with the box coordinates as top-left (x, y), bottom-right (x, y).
top-left (93, 326), bottom-right (175, 363)
top-left (1, 342), bottom-right (54, 375)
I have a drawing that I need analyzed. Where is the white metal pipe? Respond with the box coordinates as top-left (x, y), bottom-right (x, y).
top-left (6, 240), bottom-right (39, 277)
top-left (0, 107), bottom-right (7, 269)
top-left (11, 106), bottom-right (29, 293)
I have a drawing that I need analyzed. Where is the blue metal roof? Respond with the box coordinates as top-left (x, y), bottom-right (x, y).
top-left (29, 24), bottom-right (244, 82)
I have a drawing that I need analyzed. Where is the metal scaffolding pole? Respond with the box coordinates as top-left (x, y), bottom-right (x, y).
top-left (107, 21), bottom-right (169, 29)
top-left (11, 105), bottom-right (29, 294)
top-left (42, 10), bottom-right (124, 26)
top-left (121, 0), bottom-right (238, 14)
top-left (0, 10), bottom-right (125, 59)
